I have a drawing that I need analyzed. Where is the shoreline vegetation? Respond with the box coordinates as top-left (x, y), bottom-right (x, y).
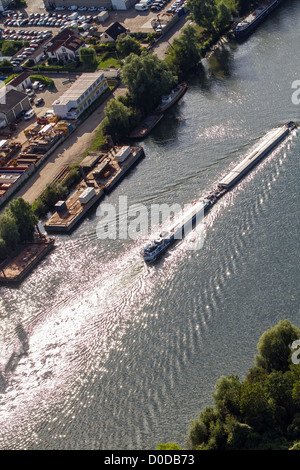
top-left (0, 0), bottom-right (271, 279)
top-left (157, 320), bottom-right (300, 450)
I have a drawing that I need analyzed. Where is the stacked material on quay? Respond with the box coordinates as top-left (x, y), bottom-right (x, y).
top-left (44, 146), bottom-right (145, 233)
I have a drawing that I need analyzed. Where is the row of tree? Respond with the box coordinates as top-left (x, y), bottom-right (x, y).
top-left (0, 198), bottom-right (38, 261)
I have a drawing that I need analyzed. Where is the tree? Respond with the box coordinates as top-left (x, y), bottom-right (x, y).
top-left (79, 47), bottom-right (97, 69)
top-left (166, 25), bottom-right (202, 77)
top-left (104, 98), bottom-right (133, 139)
top-left (116, 33), bottom-right (141, 58)
top-left (121, 51), bottom-right (177, 114)
top-left (213, 375), bottom-right (241, 418)
top-left (186, 0), bottom-right (218, 33)
top-left (0, 212), bottom-right (19, 253)
top-left (215, 1), bottom-right (232, 32)
top-left (0, 237), bottom-right (7, 261)
top-left (7, 197), bottom-right (37, 242)
top-left (1, 41), bottom-right (18, 57)
top-left (156, 443), bottom-right (183, 450)
top-left (255, 320), bottom-right (300, 372)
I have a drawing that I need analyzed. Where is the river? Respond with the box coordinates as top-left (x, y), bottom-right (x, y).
top-left (0, 0), bottom-right (299, 450)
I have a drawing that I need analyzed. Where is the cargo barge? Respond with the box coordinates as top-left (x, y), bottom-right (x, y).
top-left (156, 83), bottom-right (187, 113)
top-left (142, 121), bottom-right (296, 262)
top-left (129, 83), bottom-right (187, 140)
top-left (44, 146), bottom-right (145, 233)
top-left (0, 238), bottom-right (55, 284)
top-left (233, 0), bottom-right (283, 39)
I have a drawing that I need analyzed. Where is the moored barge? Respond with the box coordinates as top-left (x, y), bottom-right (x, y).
top-left (233, 0), bottom-right (283, 39)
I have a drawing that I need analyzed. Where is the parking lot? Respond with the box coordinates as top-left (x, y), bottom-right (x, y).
top-left (0, 0), bottom-right (187, 38)
top-left (7, 76), bottom-right (75, 144)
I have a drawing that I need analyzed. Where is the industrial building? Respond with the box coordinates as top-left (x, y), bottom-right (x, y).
top-left (52, 72), bottom-right (108, 120)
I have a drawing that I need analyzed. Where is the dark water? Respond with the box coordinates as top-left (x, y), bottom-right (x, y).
top-left (0, 0), bottom-right (299, 450)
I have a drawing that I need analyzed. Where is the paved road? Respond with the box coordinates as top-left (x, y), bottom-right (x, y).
top-left (152, 14), bottom-right (191, 59)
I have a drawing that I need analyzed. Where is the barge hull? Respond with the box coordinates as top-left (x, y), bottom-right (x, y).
top-left (234, 0), bottom-right (283, 39)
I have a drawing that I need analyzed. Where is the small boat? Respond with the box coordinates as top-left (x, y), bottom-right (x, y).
top-left (156, 82), bottom-right (187, 113)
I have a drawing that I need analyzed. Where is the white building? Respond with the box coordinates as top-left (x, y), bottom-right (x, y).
top-left (52, 72), bottom-right (108, 120)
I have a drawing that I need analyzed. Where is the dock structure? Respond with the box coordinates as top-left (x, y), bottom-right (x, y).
top-left (0, 238), bottom-right (55, 284)
top-left (44, 145), bottom-right (145, 233)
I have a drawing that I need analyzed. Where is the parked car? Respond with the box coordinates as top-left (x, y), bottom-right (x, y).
top-left (35, 97), bottom-right (44, 106)
top-left (44, 109), bottom-right (55, 119)
top-left (24, 109), bottom-right (35, 120)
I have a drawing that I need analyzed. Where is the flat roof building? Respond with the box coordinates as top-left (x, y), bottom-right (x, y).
top-left (52, 72), bottom-right (108, 120)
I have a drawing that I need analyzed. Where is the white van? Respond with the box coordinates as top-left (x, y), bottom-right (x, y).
top-left (69, 12), bottom-right (78, 20)
top-left (139, 0), bottom-right (152, 5)
top-left (135, 3), bottom-right (148, 10)
top-left (32, 81), bottom-right (40, 90)
top-left (24, 109), bottom-right (35, 120)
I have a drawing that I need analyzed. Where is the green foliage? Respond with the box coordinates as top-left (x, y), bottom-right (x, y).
top-left (0, 197), bottom-right (38, 260)
top-left (213, 375), bottom-right (241, 417)
top-left (7, 197), bottom-right (37, 242)
top-left (56, 184), bottom-right (68, 200)
top-left (79, 47), bottom-right (97, 69)
top-left (255, 320), bottom-right (300, 372)
top-left (165, 25), bottom-right (202, 77)
top-left (186, 0), bottom-right (218, 34)
top-left (31, 197), bottom-right (46, 219)
top-left (0, 237), bottom-right (7, 261)
top-left (289, 441), bottom-right (300, 450)
top-left (63, 167), bottom-right (82, 188)
top-left (187, 320), bottom-right (300, 450)
top-left (0, 212), bottom-right (20, 255)
top-left (42, 186), bottom-right (59, 210)
top-left (121, 51), bottom-right (177, 114)
top-left (0, 59), bottom-right (13, 72)
top-left (116, 33), bottom-right (141, 58)
top-left (215, 1), bottom-right (232, 32)
top-left (156, 443), bottom-right (183, 450)
top-left (186, 0), bottom-right (238, 33)
top-left (104, 98), bottom-right (134, 139)
top-left (31, 167), bottom-right (82, 219)
top-left (1, 41), bottom-right (23, 57)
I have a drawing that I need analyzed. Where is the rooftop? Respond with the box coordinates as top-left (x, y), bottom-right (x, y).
top-left (8, 72), bottom-right (30, 88)
top-left (52, 72), bottom-right (106, 106)
top-left (0, 89), bottom-right (28, 113)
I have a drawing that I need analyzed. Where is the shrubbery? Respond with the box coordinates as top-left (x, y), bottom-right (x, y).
top-left (186, 320), bottom-right (300, 450)
top-left (0, 198), bottom-right (37, 261)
